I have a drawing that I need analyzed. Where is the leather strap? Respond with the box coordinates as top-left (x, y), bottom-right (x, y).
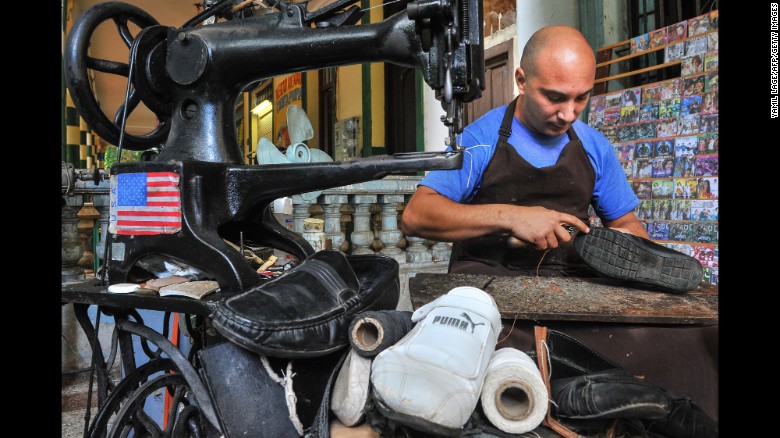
top-left (534, 325), bottom-right (581, 438)
top-left (497, 97), bottom-right (518, 143)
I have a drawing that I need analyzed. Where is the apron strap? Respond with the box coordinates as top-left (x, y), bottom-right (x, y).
top-left (498, 97), bottom-right (518, 143)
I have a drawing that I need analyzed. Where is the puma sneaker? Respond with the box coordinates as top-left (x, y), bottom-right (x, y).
top-left (370, 286), bottom-right (502, 436)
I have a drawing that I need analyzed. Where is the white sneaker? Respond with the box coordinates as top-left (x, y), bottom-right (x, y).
top-left (331, 349), bottom-right (373, 426)
top-left (370, 286), bottom-right (501, 435)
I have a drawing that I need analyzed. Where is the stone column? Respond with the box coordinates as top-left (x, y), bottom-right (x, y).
top-left (349, 195), bottom-right (377, 255)
top-left (377, 194), bottom-right (405, 263)
top-left (405, 236), bottom-right (432, 263)
top-left (322, 194), bottom-right (348, 252)
top-left (291, 198), bottom-right (313, 235)
top-left (431, 241), bottom-right (452, 262)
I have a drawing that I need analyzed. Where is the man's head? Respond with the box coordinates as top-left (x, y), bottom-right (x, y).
top-left (514, 25), bottom-right (596, 136)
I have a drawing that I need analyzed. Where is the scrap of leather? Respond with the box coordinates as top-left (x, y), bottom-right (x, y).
top-left (535, 325), bottom-right (581, 438)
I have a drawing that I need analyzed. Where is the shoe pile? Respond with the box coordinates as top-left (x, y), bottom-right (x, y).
top-left (331, 287), bottom-right (563, 437)
top-left (370, 286), bottom-right (502, 436)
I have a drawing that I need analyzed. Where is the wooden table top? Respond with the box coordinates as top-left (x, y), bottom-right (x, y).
top-left (409, 273), bottom-right (718, 325)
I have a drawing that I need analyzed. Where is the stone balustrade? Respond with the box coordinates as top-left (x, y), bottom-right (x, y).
top-left (289, 175), bottom-right (451, 310)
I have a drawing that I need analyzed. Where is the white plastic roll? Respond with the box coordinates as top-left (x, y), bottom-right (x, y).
top-left (479, 347), bottom-right (548, 434)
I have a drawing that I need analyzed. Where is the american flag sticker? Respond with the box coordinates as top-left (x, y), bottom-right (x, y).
top-left (109, 172), bottom-right (182, 235)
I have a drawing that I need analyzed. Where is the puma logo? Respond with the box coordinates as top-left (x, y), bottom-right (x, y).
top-left (461, 312), bottom-right (485, 333)
top-left (431, 312), bottom-right (485, 333)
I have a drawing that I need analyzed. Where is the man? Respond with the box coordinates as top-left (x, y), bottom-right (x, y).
top-left (403, 25), bottom-right (647, 276)
top-left (402, 25), bottom-right (718, 426)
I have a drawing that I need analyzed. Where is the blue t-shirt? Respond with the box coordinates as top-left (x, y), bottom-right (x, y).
top-left (421, 105), bottom-right (639, 222)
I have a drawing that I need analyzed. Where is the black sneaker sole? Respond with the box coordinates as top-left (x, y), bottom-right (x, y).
top-left (573, 227), bottom-right (703, 294)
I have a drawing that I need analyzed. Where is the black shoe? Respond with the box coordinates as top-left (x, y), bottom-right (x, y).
top-left (573, 227), bottom-right (703, 294)
top-left (212, 250), bottom-right (401, 358)
top-left (551, 369), bottom-right (671, 421)
top-left (644, 396), bottom-right (718, 438)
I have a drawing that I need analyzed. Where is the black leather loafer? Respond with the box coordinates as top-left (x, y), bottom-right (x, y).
top-left (574, 227), bottom-right (703, 293)
top-left (645, 396), bottom-right (718, 438)
top-left (551, 370), bottom-right (671, 420)
top-left (212, 250), bottom-right (400, 358)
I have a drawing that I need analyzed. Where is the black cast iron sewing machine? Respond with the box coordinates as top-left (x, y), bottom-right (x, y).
top-left (63, 1), bottom-right (484, 436)
top-left (65, 0), bottom-right (484, 293)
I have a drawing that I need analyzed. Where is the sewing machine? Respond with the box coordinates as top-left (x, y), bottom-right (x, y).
top-left (64, 0), bottom-right (484, 293)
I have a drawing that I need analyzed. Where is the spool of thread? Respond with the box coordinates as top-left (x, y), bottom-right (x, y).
top-left (479, 348), bottom-right (548, 434)
top-left (349, 310), bottom-right (413, 357)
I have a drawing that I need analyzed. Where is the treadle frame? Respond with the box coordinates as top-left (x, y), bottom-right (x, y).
top-left (63, 280), bottom-right (228, 437)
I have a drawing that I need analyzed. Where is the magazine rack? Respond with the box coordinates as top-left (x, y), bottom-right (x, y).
top-left (587, 11), bottom-right (719, 286)
top-left (593, 30), bottom-right (718, 95)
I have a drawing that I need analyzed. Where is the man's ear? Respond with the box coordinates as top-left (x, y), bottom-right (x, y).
top-left (515, 67), bottom-right (526, 93)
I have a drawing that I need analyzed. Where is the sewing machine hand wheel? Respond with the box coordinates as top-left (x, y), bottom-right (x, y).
top-left (64, 2), bottom-right (171, 151)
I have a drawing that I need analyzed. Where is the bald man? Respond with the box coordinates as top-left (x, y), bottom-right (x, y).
top-left (404, 25), bottom-right (647, 275)
top-left (402, 26), bottom-right (718, 423)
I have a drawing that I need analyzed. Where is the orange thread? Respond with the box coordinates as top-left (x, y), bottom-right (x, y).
top-left (536, 249), bottom-right (552, 276)
top-left (498, 313), bottom-right (519, 344)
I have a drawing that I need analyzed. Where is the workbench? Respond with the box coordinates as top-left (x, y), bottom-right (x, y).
top-left (409, 273), bottom-right (718, 325)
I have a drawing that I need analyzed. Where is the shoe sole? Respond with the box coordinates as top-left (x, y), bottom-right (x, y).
top-left (574, 228), bottom-right (703, 293)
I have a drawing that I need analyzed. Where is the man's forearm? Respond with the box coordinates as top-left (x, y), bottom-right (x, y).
top-left (402, 192), bottom-right (509, 241)
top-left (603, 212), bottom-right (649, 239)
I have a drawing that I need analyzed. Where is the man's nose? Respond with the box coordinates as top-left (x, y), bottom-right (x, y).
top-left (557, 102), bottom-right (578, 123)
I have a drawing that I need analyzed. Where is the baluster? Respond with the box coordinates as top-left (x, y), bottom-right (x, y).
top-left (349, 195), bottom-right (377, 255)
top-left (322, 194), bottom-right (348, 252)
top-left (431, 241), bottom-right (451, 262)
top-left (405, 236), bottom-right (432, 263)
top-left (401, 194), bottom-right (430, 263)
top-left (377, 194), bottom-right (405, 263)
top-left (291, 195), bottom-right (313, 235)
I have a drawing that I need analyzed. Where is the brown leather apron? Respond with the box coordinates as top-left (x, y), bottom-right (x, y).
top-left (449, 97), bottom-right (596, 276)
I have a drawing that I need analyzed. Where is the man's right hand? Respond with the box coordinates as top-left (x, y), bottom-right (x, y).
top-left (503, 205), bottom-right (589, 250)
